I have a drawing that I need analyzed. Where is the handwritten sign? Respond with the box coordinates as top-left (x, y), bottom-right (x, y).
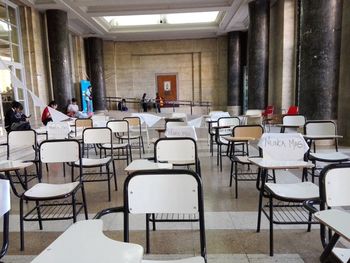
top-left (258, 133), bottom-right (309, 161)
top-left (165, 126), bottom-right (198, 141)
top-left (0, 179), bottom-right (10, 217)
top-left (209, 112), bottom-right (230, 121)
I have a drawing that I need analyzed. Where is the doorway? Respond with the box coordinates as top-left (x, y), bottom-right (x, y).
top-left (156, 74), bottom-right (177, 106)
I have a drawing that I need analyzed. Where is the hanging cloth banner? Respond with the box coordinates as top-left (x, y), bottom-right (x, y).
top-left (131, 113), bottom-right (162, 127)
top-left (187, 116), bottom-right (203, 128)
top-left (48, 107), bottom-right (71, 122)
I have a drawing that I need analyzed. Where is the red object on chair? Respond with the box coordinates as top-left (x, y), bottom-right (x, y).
top-left (262, 105), bottom-right (274, 117)
top-left (287, 106), bottom-right (299, 115)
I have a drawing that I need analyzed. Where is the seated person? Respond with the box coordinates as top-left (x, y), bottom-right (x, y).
top-left (117, 99), bottom-right (128, 112)
top-left (42, 101), bottom-right (57, 126)
top-left (5, 101), bottom-right (31, 132)
top-left (67, 98), bottom-right (88, 118)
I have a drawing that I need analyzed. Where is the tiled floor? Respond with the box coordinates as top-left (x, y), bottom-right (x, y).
top-left (2, 122), bottom-right (349, 262)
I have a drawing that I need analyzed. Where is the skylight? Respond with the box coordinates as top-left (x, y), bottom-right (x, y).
top-left (103, 11), bottom-right (219, 27)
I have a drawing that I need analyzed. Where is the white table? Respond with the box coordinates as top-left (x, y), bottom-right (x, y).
top-left (31, 220), bottom-right (143, 263)
top-left (125, 159), bottom-right (173, 173)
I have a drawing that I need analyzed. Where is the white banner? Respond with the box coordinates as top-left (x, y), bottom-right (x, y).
top-left (258, 133), bottom-right (309, 161)
top-left (48, 107), bottom-right (71, 123)
top-left (132, 113), bottom-right (162, 127)
top-left (187, 116), bottom-right (203, 128)
top-left (0, 179), bottom-right (10, 217)
top-left (165, 126), bottom-right (197, 141)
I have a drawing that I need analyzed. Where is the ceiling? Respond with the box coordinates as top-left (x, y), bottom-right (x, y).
top-left (21, 0), bottom-right (250, 41)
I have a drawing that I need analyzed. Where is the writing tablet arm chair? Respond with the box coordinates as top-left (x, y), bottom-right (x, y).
top-left (73, 127), bottom-right (117, 202)
top-left (124, 169), bottom-right (207, 262)
top-left (124, 117), bottom-right (145, 158)
top-left (7, 130), bottom-right (40, 186)
top-left (0, 177), bottom-right (10, 261)
top-left (6, 139), bottom-right (88, 251)
top-left (314, 163), bottom-right (350, 263)
top-left (229, 125), bottom-right (264, 199)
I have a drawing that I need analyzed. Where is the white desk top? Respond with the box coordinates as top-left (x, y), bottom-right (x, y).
top-left (248, 158), bottom-right (313, 169)
top-left (303, 135), bottom-right (343, 140)
top-left (0, 160), bottom-right (33, 172)
top-left (125, 159), bottom-right (173, 172)
top-left (314, 209), bottom-right (350, 242)
top-left (31, 220), bottom-right (143, 263)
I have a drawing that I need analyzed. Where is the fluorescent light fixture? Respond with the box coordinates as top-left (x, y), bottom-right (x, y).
top-left (103, 11), bottom-right (219, 27)
top-left (166, 11), bottom-right (219, 24)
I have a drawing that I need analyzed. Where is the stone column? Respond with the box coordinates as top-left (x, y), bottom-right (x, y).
top-left (46, 10), bottom-right (72, 111)
top-left (84, 37), bottom-right (106, 111)
top-left (299, 0), bottom-right (343, 120)
top-left (227, 31), bottom-right (245, 115)
top-left (247, 0), bottom-right (269, 110)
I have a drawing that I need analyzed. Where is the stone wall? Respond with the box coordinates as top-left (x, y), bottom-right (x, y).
top-left (338, 0), bottom-right (350, 145)
top-left (103, 37), bottom-right (228, 111)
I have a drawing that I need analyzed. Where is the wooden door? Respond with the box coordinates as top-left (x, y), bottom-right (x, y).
top-left (156, 75), bottom-right (177, 105)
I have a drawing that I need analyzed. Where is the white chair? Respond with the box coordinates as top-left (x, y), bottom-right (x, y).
top-left (7, 129), bottom-right (40, 186)
top-left (7, 139), bottom-right (88, 251)
top-left (215, 117), bottom-right (240, 171)
top-left (0, 178), bottom-right (10, 260)
top-left (103, 120), bottom-right (132, 164)
top-left (281, 115), bottom-right (306, 133)
top-left (74, 127), bottom-right (117, 201)
top-left (47, 122), bottom-right (71, 139)
top-left (304, 120), bottom-right (349, 182)
top-left (123, 116), bottom-right (145, 158)
top-left (314, 163), bottom-right (350, 263)
top-left (244, 109), bottom-right (262, 125)
top-left (207, 111), bottom-right (229, 156)
top-left (229, 125), bottom-right (264, 198)
top-left (255, 133), bottom-right (319, 256)
top-left (31, 220), bottom-right (143, 263)
top-left (122, 169), bottom-right (206, 261)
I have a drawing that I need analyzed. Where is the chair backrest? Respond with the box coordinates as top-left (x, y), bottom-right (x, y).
top-left (218, 116), bottom-right (240, 127)
top-left (287, 106), bottom-right (299, 115)
top-left (319, 163), bottom-right (350, 209)
top-left (154, 137), bottom-right (198, 167)
top-left (7, 130), bottom-right (37, 160)
top-left (40, 139), bottom-right (81, 164)
top-left (124, 169), bottom-right (206, 258)
top-left (282, 115), bottom-right (306, 126)
top-left (258, 133), bottom-right (309, 161)
top-left (107, 120), bottom-right (129, 134)
top-left (75, 118), bottom-right (93, 131)
top-left (245, 109), bottom-right (262, 116)
top-left (0, 178), bottom-right (10, 260)
top-left (171, 112), bottom-right (187, 121)
top-left (165, 120), bottom-right (187, 128)
top-left (47, 122), bottom-right (71, 139)
top-left (123, 117), bottom-right (141, 128)
top-left (83, 127), bottom-right (112, 145)
top-left (233, 125), bottom-right (264, 140)
top-left (209, 111), bottom-right (230, 121)
top-left (304, 120), bottom-right (336, 136)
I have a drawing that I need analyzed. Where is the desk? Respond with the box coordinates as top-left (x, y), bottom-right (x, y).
top-left (125, 159), bottom-right (172, 173)
top-left (249, 158), bottom-right (314, 170)
top-left (276, 124), bottom-right (303, 133)
top-left (0, 160), bottom-right (33, 173)
top-left (31, 220), bottom-right (143, 263)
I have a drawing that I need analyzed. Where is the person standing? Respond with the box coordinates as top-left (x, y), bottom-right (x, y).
top-left (141, 93), bottom-right (147, 112)
top-left (5, 101), bottom-right (20, 132)
top-left (155, 93), bottom-right (164, 113)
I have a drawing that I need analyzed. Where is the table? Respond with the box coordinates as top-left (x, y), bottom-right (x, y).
top-left (125, 159), bottom-right (173, 173)
top-left (249, 157), bottom-right (314, 170)
top-left (0, 160), bottom-right (34, 189)
top-left (31, 220), bottom-right (143, 263)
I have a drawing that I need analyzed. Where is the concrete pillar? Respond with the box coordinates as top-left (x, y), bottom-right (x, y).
top-left (299, 0), bottom-right (343, 120)
top-left (227, 32), bottom-right (244, 115)
top-left (247, 0), bottom-right (269, 110)
top-left (84, 37), bottom-right (106, 111)
top-left (46, 10), bottom-right (72, 111)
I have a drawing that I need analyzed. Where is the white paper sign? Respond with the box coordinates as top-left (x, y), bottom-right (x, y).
top-left (210, 112), bottom-right (230, 121)
top-left (187, 116), bottom-right (203, 128)
top-left (132, 113), bottom-right (162, 127)
top-left (258, 133), bottom-right (309, 161)
top-left (165, 126), bottom-right (197, 141)
top-left (0, 179), bottom-right (10, 217)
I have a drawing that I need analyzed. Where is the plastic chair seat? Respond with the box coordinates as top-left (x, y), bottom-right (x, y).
top-left (75, 157), bottom-right (112, 167)
top-left (101, 143), bottom-right (128, 149)
top-left (234, 156), bottom-right (250, 164)
top-left (24, 182), bottom-right (80, 199)
top-left (309, 152), bottom-right (349, 162)
top-left (265, 182), bottom-right (319, 201)
top-left (143, 256), bottom-right (205, 263)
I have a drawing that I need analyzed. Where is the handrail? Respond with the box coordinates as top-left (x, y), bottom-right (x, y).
top-left (104, 97), bottom-right (211, 115)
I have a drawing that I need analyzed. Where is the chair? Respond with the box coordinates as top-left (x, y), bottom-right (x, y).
top-left (262, 106), bottom-right (274, 130)
top-left (207, 111), bottom-right (230, 156)
top-left (7, 129), bottom-right (40, 186)
top-left (304, 120), bottom-right (349, 182)
top-left (280, 115), bottom-right (306, 133)
top-left (47, 122), bottom-right (71, 139)
top-left (74, 118), bottom-right (93, 139)
top-left (7, 139), bottom-right (88, 251)
top-left (123, 169), bottom-right (206, 261)
top-left (215, 116), bottom-right (240, 171)
top-left (103, 120), bottom-right (132, 164)
top-left (229, 125), bottom-right (264, 198)
top-left (123, 117), bottom-right (145, 158)
top-left (286, 105), bottom-right (299, 115)
top-left (171, 112), bottom-right (187, 122)
top-left (255, 133), bottom-right (319, 256)
top-left (73, 127), bottom-right (117, 201)
top-left (0, 177), bottom-right (10, 261)
top-left (244, 109), bottom-right (262, 125)
top-left (313, 163), bottom-right (350, 263)
top-left (165, 119), bottom-right (187, 128)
